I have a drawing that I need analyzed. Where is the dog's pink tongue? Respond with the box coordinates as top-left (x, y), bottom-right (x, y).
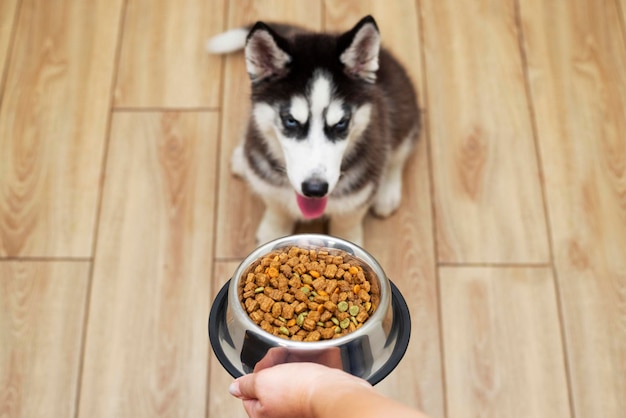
top-left (296, 194), bottom-right (328, 219)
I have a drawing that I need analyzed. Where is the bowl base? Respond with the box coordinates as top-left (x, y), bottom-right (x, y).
top-left (208, 278), bottom-right (411, 385)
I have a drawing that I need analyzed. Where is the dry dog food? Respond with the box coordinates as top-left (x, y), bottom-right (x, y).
top-left (238, 246), bottom-right (381, 341)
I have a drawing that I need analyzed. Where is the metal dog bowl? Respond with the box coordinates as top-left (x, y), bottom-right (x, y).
top-left (208, 234), bottom-right (411, 385)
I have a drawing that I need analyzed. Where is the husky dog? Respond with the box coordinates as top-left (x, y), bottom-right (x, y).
top-left (208, 16), bottom-right (419, 246)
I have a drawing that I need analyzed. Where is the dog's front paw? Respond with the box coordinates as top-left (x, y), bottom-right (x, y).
top-left (231, 144), bottom-right (246, 178)
top-left (372, 179), bottom-right (402, 218)
top-left (334, 226), bottom-right (364, 247)
top-left (329, 222), bottom-right (364, 247)
top-left (256, 209), bottom-right (295, 245)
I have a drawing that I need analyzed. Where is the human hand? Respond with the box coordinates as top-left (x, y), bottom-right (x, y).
top-left (229, 362), bottom-right (372, 418)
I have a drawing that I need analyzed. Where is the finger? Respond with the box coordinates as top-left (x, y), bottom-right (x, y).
top-left (254, 347), bottom-right (289, 372)
top-left (242, 399), bottom-right (259, 418)
top-left (232, 373), bottom-right (258, 400)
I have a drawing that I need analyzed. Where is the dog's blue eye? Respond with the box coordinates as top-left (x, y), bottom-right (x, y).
top-left (282, 115), bottom-right (299, 129)
top-left (334, 118), bottom-right (349, 130)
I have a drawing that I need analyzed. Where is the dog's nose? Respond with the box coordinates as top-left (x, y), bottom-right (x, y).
top-left (301, 179), bottom-right (329, 198)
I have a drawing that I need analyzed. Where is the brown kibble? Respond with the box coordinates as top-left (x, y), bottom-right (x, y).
top-left (307, 301), bottom-right (320, 311)
top-left (336, 311), bottom-right (349, 321)
top-left (294, 289), bottom-right (308, 302)
top-left (278, 276), bottom-right (290, 291)
top-left (271, 302), bottom-right (282, 317)
top-left (302, 318), bottom-right (317, 331)
top-left (307, 310), bottom-right (321, 323)
top-left (325, 279), bottom-right (338, 294)
top-left (294, 302), bottom-right (308, 314)
top-left (320, 327), bottom-right (336, 340)
top-left (255, 273), bottom-right (269, 287)
top-left (320, 310), bottom-right (333, 322)
top-left (304, 331), bottom-right (321, 342)
top-left (239, 245), bottom-right (380, 341)
top-left (312, 277), bottom-right (326, 290)
top-left (358, 289), bottom-right (371, 303)
top-left (245, 298), bottom-right (259, 313)
top-left (249, 310), bottom-right (263, 323)
top-left (282, 304), bottom-right (295, 319)
top-left (258, 294), bottom-right (274, 312)
top-left (324, 264), bottom-right (338, 278)
top-left (267, 288), bottom-right (284, 302)
top-left (356, 310), bottom-right (369, 323)
top-left (260, 321), bottom-right (273, 333)
top-left (324, 301), bottom-right (337, 312)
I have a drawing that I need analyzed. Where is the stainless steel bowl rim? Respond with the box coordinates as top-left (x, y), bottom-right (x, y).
top-left (227, 234), bottom-right (393, 349)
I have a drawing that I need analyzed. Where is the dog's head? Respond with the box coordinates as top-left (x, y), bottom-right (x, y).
top-left (244, 16), bottom-right (380, 219)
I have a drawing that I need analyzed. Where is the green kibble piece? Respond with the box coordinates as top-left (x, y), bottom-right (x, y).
top-left (309, 295), bottom-right (314, 301)
top-left (317, 321), bottom-right (324, 327)
top-left (278, 316), bottom-right (286, 323)
top-left (311, 291), bottom-right (319, 297)
top-left (302, 274), bottom-right (313, 285)
top-left (337, 301), bottom-right (349, 312)
top-left (349, 305), bottom-right (360, 316)
top-left (334, 326), bottom-right (341, 334)
top-left (350, 316), bottom-right (358, 325)
top-left (279, 326), bottom-right (290, 336)
top-left (300, 287), bottom-right (310, 295)
top-left (340, 318), bottom-right (350, 329)
top-left (296, 312), bottom-right (307, 327)
top-left (331, 317), bottom-right (339, 326)
top-left (254, 286), bottom-right (265, 293)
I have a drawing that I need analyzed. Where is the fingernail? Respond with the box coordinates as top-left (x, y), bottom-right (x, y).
top-left (229, 380), bottom-right (242, 398)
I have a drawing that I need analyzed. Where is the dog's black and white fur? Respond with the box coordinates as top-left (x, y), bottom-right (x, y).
top-left (208, 16), bottom-right (419, 246)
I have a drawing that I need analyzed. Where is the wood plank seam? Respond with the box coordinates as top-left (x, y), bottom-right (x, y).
top-left (438, 262), bottom-right (552, 268)
top-left (0, 257), bottom-right (92, 262)
top-left (512, 1), bottom-right (576, 417)
top-left (414, 0), bottom-right (449, 415)
top-left (616, 0), bottom-right (626, 45)
top-left (206, 2), bottom-right (231, 417)
top-left (113, 107), bottom-right (222, 112)
top-left (0, 0), bottom-right (22, 110)
top-left (73, 0), bottom-right (129, 417)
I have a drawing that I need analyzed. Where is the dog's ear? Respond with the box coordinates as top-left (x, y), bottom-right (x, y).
top-left (337, 16), bottom-right (380, 83)
top-left (245, 22), bottom-right (292, 83)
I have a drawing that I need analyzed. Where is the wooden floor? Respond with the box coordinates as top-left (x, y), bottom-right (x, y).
top-left (1, 0), bottom-right (624, 417)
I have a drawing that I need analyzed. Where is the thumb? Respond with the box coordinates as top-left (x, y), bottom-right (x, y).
top-left (229, 374), bottom-right (257, 400)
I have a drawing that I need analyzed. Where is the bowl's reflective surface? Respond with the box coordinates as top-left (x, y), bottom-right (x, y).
top-left (209, 234), bottom-right (411, 383)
